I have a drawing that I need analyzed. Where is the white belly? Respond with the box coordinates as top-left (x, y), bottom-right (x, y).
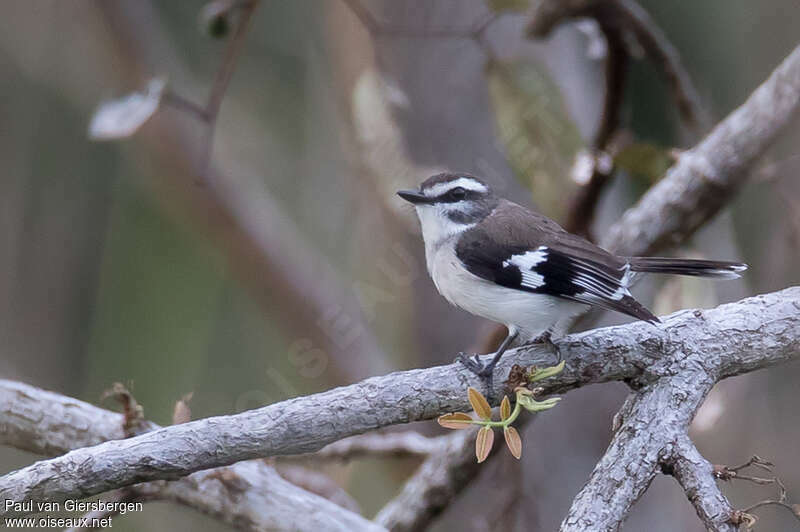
top-left (426, 242), bottom-right (586, 340)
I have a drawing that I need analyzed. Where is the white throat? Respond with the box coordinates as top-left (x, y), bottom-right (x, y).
top-left (414, 205), bottom-right (475, 272)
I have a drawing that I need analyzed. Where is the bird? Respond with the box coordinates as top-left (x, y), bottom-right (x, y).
top-left (397, 172), bottom-right (747, 379)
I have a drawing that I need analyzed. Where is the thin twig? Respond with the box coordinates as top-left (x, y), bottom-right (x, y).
top-left (614, 0), bottom-right (711, 131)
top-left (529, 0), bottom-right (710, 236)
top-left (200, 0), bottom-right (259, 182)
top-left (161, 90), bottom-right (208, 120)
top-left (715, 456), bottom-right (800, 526)
top-left (527, 0), bottom-right (709, 132)
top-left (563, 23), bottom-right (629, 237)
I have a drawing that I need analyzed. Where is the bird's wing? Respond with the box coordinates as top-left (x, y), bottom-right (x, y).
top-left (455, 201), bottom-right (659, 323)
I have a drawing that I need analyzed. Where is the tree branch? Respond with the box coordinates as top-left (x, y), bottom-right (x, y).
top-left (668, 436), bottom-right (737, 532)
top-left (0, 380), bottom-right (382, 531)
top-left (199, 0), bottom-right (260, 180)
top-left (529, 0), bottom-right (717, 238)
top-left (0, 381), bottom-right (155, 456)
top-left (561, 373), bottom-right (715, 530)
top-left (527, 0), bottom-right (709, 132)
top-left (1, 287), bottom-right (798, 516)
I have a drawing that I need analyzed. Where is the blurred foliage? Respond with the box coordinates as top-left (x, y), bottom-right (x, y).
top-left (83, 179), bottom-right (227, 424)
top-left (487, 0), bottom-right (530, 13)
top-left (487, 59), bottom-right (584, 220)
top-left (614, 141), bottom-right (675, 184)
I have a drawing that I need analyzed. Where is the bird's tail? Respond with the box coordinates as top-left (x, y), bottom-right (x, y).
top-left (626, 257), bottom-right (748, 280)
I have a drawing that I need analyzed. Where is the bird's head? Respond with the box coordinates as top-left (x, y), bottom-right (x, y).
top-left (398, 173), bottom-right (498, 246)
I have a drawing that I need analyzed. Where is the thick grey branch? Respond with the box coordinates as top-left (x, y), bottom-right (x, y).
top-left (0, 381), bottom-right (156, 456)
top-left (560, 279), bottom-right (799, 530)
top-left (563, 394), bottom-right (740, 532)
top-left (0, 380), bottom-right (382, 532)
top-left (1, 287), bottom-right (798, 516)
top-left (561, 372), bottom-right (714, 531)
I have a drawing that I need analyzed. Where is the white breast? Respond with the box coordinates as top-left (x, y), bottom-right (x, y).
top-left (425, 241), bottom-right (587, 341)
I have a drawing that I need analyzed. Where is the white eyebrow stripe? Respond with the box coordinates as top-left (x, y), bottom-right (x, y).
top-left (425, 177), bottom-right (488, 197)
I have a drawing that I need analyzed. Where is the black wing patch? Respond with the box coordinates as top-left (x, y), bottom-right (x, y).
top-left (456, 240), bottom-right (659, 323)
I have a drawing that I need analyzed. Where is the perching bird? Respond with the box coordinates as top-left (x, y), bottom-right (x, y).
top-left (398, 173), bottom-right (747, 378)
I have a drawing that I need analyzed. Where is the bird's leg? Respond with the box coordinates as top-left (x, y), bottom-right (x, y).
top-left (456, 329), bottom-right (519, 380)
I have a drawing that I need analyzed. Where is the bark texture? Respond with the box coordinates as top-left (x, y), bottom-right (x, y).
top-left (1, 287), bottom-right (798, 518)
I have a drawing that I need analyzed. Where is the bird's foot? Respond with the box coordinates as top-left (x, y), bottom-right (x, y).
top-left (455, 352), bottom-right (496, 380)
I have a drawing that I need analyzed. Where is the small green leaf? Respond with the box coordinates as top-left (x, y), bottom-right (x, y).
top-left (437, 412), bottom-right (475, 430)
top-left (504, 426), bottom-right (522, 459)
top-left (468, 387), bottom-right (492, 421)
top-left (517, 395), bottom-right (562, 413)
top-left (500, 395), bottom-right (511, 421)
top-left (614, 142), bottom-right (676, 184)
top-left (476, 426), bottom-right (495, 463)
top-left (487, 60), bottom-right (584, 221)
top-left (528, 360), bottom-right (566, 383)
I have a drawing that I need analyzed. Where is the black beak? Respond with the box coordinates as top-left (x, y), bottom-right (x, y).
top-left (397, 189), bottom-right (430, 204)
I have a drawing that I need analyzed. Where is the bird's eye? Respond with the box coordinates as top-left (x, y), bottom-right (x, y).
top-left (450, 187), bottom-right (467, 200)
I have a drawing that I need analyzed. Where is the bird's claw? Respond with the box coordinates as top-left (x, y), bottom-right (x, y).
top-left (533, 330), bottom-right (561, 363)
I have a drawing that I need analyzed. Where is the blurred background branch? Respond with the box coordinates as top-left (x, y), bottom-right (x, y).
top-left (526, 0), bottom-right (712, 237)
top-left (94, 0), bottom-right (394, 384)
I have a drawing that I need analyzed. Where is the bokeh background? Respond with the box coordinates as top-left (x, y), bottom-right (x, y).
top-left (1, 1), bottom-right (799, 530)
